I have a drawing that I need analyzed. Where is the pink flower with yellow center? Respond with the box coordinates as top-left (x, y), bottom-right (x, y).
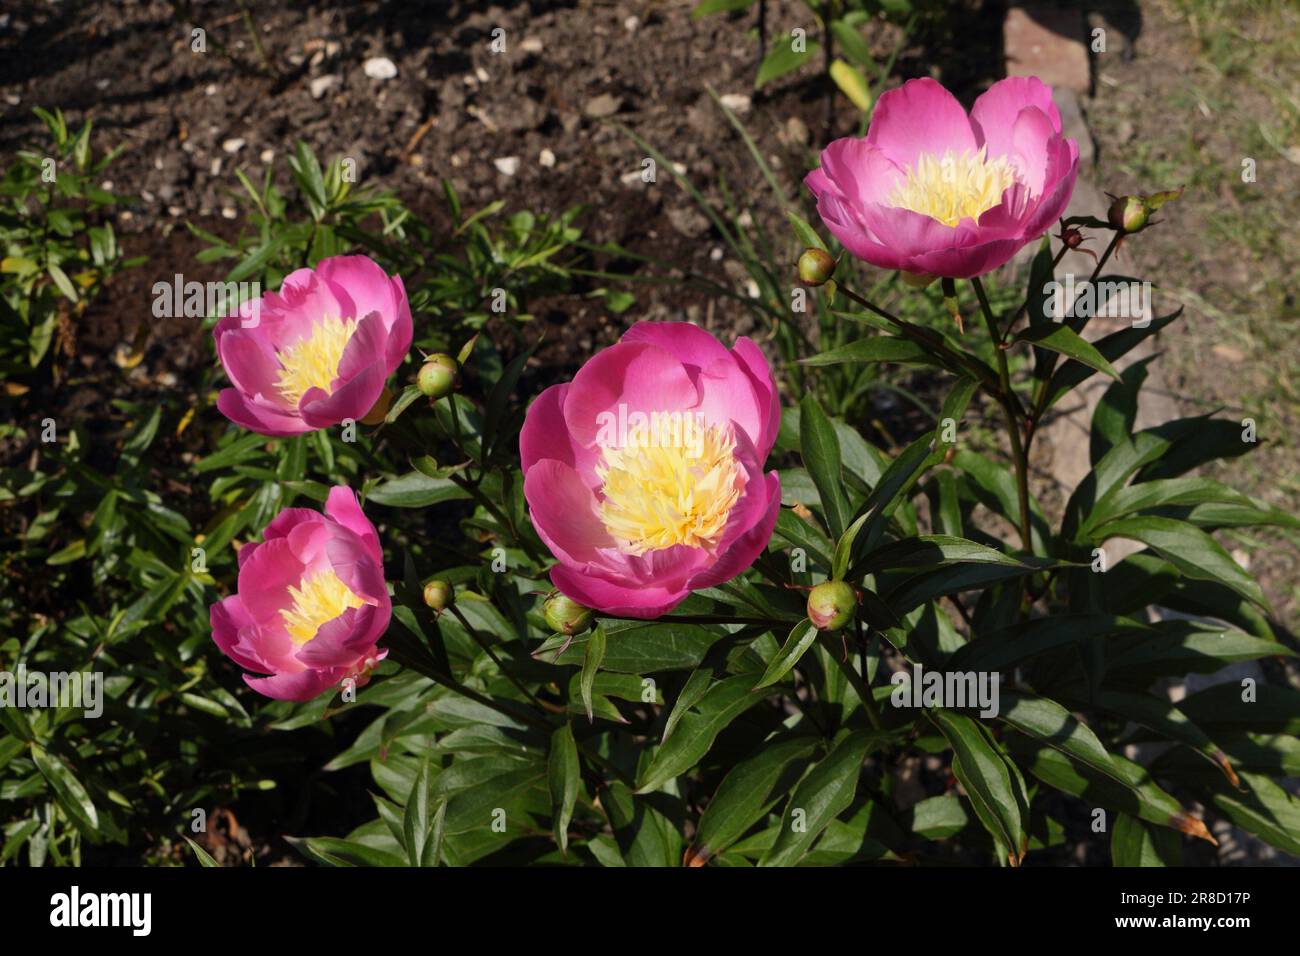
top-left (214, 255), bottom-right (413, 436)
top-left (209, 487), bottom-right (390, 701)
top-left (521, 322), bottom-right (781, 619)
top-left (805, 76), bottom-right (1079, 280)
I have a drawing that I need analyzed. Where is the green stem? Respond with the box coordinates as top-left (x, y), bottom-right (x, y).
top-left (449, 605), bottom-right (556, 714)
top-left (972, 277), bottom-right (1032, 554)
top-left (833, 281), bottom-right (1004, 396)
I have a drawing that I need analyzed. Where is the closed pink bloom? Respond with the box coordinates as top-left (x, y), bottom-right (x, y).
top-left (805, 76), bottom-right (1079, 280)
top-left (521, 321), bottom-right (781, 619)
top-left (210, 487), bottom-right (391, 701)
top-left (214, 255), bottom-right (413, 436)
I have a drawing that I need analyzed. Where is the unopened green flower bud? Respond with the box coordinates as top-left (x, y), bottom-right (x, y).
top-left (418, 354), bottom-right (460, 399)
top-left (543, 590), bottom-right (593, 636)
top-left (797, 248), bottom-right (837, 286)
top-left (807, 580), bottom-right (857, 631)
top-left (1107, 195), bottom-right (1149, 234)
top-left (423, 579), bottom-right (454, 612)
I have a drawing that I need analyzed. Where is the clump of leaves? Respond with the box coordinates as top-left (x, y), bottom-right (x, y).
top-left (0, 108), bottom-right (142, 381)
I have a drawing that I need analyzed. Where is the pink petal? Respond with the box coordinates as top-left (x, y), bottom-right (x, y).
top-left (621, 321), bottom-right (730, 370)
top-left (524, 459), bottom-right (616, 565)
top-left (550, 563), bottom-right (690, 619)
top-left (867, 78), bottom-right (977, 171)
top-left (215, 325), bottom-right (286, 404)
top-left (520, 384), bottom-right (601, 488)
top-left (731, 337), bottom-right (780, 460)
top-left (335, 311), bottom-right (389, 383)
top-left (316, 256), bottom-right (397, 329)
top-left (562, 341), bottom-right (699, 450)
top-left (216, 388), bottom-right (310, 437)
top-left (293, 605), bottom-right (379, 668)
top-left (237, 536), bottom-right (307, 629)
top-left (818, 138), bottom-right (905, 208)
top-left (245, 668), bottom-right (344, 702)
top-left (384, 274), bottom-right (413, 372)
top-left (324, 486), bottom-right (383, 565)
top-left (969, 76), bottom-right (1062, 159)
top-left (687, 471), bottom-right (781, 591)
top-left (298, 361), bottom-right (386, 429)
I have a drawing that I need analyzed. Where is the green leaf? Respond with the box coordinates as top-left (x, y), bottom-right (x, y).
top-left (1009, 740), bottom-right (1215, 844)
top-left (929, 710), bottom-right (1025, 865)
top-left (1044, 308), bottom-right (1182, 410)
top-left (579, 624), bottom-right (607, 722)
top-left (800, 336), bottom-right (934, 368)
top-left (1193, 771), bottom-right (1300, 856)
top-left (1090, 515), bottom-right (1266, 607)
top-left (183, 837), bottom-right (221, 868)
top-left (31, 745), bottom-right (98, 833)
top-left (366, 473), bottom-right (472, 508)
top-left (788, 212), bottom-right (827, 253)
top-left (754, 619), bottom-right (820, 689)
top-left (690, 735), bottom-right (819, 863)
top-left (829, 59), bottom-right (873, 112)
top-left (759, 730), bottom-right (878, 867)
top-left (755, 37), bottom-right (821, 89)
top-left (637, 675), bottom-right (770, 793)
top-left (906, 792), bottom-right (969, 840)
top-left (1081, 477), bottom-right (1254, 537)
top-left (1015, 323), bottom-right (1120, 380)
top-left (855, 534), bottom-right (1026, 577)
top-left (998, 693), bottom-right (1126, 788)
top-left (402, 759), bottom-right (439, 866)
top-left (548, 724), bottom-right (581, 855)
top-left (285, 836), bottom-right (406, 867)
top-left (1111, 813), bottom-right (1181, 866)
top-left (829, 19), bottom-right (874, 67)
top-left (799, 394), bottom-right (850, 538)
top-left (1091, 356), bottom-right (1151, 465)
top-left (772, 509), bottom-right (833, 571)
top-left (692, 0), bottom-right (757, 16)
top-left (1096, 690), bottom-right (1239, 787)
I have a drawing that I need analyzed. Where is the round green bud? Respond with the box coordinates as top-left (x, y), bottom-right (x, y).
top-left (543, 590), bottom-right (594, 636)
top-left (1107, 195), bottom-right (1149, 234)
top-left (807, 580), bottom-right (857, 631)
top-left (418, 354), bottom-right (460, 399)
top-left (797, 248), bottom-right (837, 286)
top-left (423, 580), bottom-right (454, 611)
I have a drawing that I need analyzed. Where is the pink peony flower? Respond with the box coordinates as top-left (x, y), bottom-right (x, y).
top-left (210, 487), bottom-right (391, 701)
top-left (214, 255), bottom-right (413, 436)
top-left (805, 76), bottom-right (1079, 280)
top-left (521, 322), bottom-right (782, 619)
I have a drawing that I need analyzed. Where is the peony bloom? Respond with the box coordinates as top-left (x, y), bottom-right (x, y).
top-left (805, 76), bottom-right (1078, 280)
top-left (214, 255), bottom-right (413, 436)
top-left (521, 322), bottom-right (781, 619)
top-left (210, 487), bottom-right (391, 701)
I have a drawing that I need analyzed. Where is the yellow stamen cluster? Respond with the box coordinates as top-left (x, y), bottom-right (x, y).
top-left (280, 568), bottom-right (366, 645)
top-left (276, 316), bottom-right (358, 407)
top-left (886, 147), bottom-right (1019, 227)
top-left (597, 424), bottom-right (744, 555)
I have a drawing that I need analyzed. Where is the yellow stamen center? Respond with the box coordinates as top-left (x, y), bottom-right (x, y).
top-left (276, 316), bottom-right (357, 407)
top-left (887, 147), bottom-right (1019, 226)
top-left (597, 423), bottom-right (745, 555)
top-left (280, 568), bottom-right (366, 645)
